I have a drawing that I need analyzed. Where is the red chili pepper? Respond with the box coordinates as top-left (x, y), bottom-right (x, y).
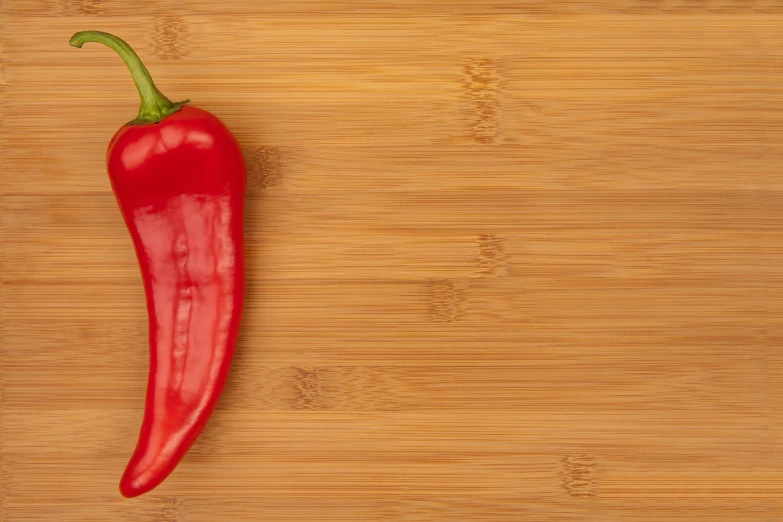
top-left (70, 31), bottom-right (246, 498)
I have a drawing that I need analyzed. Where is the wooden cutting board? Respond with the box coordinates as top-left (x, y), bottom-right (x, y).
top-left (2, 2), bottom-right (782, 520)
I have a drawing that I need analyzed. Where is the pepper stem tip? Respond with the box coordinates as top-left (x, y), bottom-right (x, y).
top-left (68, 30), bottom-right (188, 125)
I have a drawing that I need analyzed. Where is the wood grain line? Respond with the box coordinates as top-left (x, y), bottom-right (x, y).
top-left (562, 454), bottom-right (597, 498)
top-left (152, 16), bottom-right (190, 60)
top-left (463, 59), bottom-right (500, 144)
top-left (245, 146), bottom-right (282, 190)
top-left (57, 0), bottom-right (105, 15)
top-left (428, 279), bottom-right (464, 322)
top-left (476, 233), bottom-right (508, 277)
top-left (161, 496), bottom-right (186, 522)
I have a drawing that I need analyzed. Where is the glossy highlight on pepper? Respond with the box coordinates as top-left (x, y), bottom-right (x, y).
top-left (70, 31), bottom-right (246, 498)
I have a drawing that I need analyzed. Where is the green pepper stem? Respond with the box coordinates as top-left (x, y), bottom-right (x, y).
top-left (69, 30), bottom-right (188, 125)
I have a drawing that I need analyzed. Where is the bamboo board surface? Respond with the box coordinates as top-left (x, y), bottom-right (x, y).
top-left (2, 2), bottom-right (783, 521)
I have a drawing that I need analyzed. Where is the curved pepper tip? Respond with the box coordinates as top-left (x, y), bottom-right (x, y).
top-left (118, 482), bottom-right (142, 499)
top-left (119, 473), bottom-right (156, 499)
